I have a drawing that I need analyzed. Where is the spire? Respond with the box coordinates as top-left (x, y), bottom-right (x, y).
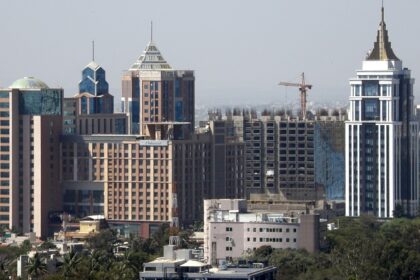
top-left (92, 40), bottom-right (95, 61)
top-left (129, 22), bottom-right (172, 71)
top-left (366, 4), bottom-right (399, 61)
top-left (150, 21), bottom-right (153, 42)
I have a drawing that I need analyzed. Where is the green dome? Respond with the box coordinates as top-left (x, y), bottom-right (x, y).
top-left (9, 77), bottom-right (49, 89)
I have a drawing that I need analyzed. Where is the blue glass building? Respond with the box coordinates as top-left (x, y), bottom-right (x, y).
top-left (76, 61), bottom-right (113, 114)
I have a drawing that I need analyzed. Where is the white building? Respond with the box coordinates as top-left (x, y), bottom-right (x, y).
top-left (203, 199), bottom-right (320, 265)
top-left (346, 7), bottom-right (419, 218)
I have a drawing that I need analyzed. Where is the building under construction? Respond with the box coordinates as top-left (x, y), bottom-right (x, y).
top-left (206, 108), bottom-right (346, 202)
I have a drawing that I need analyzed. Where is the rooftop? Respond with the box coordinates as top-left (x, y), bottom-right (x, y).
top-left (9, 77), bottom-right (49, 89)
top-left (130, 41), bottom-right (172, 71)
top-left (366, 6), bottom-right (399, 61)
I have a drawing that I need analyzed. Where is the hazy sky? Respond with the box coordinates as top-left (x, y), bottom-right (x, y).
top-left (1, 0), bottom-right (420, 108)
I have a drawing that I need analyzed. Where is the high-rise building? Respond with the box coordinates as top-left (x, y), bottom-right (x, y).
top-left (121, 39), bottom-right (194, 136)
top-left (63, 61), bottom-right (126, 135)
top-left (77, 61), bottom-right (113, 114)
top-left (61, 124), bottom-right (213, 237)
top-left (345, 7), bottom-right (419, 217)
top-left (206, 109), bottom-right (346, 202)
top-left (0, 77), bottom-right (63, 238)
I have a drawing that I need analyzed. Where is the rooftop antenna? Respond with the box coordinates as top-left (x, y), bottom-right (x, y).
top-left (150, 21), bottom-right (153, 42)
top-left (382, 0), bottom-right (384, 21)
top-left (92, 40), bottom-right (95, 61)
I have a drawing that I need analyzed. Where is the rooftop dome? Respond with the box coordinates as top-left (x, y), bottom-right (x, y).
top-left (9, 77), bottom-right (49, 89)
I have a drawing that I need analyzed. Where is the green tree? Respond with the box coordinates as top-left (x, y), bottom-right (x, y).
top-left (87, 229), bottom-right (117, 253)
top-left (60, 251), bottom-right (82, 279)
top-left (20, 239), bottom-right (32, 254)
top-left (38, 241), bottom-right (57, 251)
top-left (27, 253), bottom-right (48, 279)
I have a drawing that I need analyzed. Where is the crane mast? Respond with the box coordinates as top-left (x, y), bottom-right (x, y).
top-left (278, 72), bottom-right (313, 120)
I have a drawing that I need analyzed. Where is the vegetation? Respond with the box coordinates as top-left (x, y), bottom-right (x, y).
top-left (1, 217), bottom-right (419, 279)
top-left (251, 216), bottom-right (420, 280)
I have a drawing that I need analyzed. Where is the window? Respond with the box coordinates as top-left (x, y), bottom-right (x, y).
top-left (363, 99), bottom-right (379, 120)
top-left (363, 81), bottom-right (378, 96)
top-left (226, 227), bottom-right (233, 232)
top-left (225, 247), bottom-right (232, 251)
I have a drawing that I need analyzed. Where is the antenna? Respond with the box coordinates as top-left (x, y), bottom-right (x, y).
top-left (381, 0), bottom-right (385, 22)
top-left (92, 40), bottom-right (95, 61)
top-left (150, 21), bottom-right (153, 42)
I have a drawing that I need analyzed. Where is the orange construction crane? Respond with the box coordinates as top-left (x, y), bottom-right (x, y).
top-left (278, 72), bottom-right (312, 120)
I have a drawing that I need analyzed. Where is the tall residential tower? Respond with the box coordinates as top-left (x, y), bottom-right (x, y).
top-left (345, 7), bottom-right (419, 218)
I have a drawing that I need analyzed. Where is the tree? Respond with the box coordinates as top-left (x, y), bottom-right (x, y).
top-left (60, 251), bottom-right (81, 279)
top-left (87, 229), bottom-right (117, 254)
top-left (38, 241), bottom-right (57, 251)
top-left (27, 253), bottom-right (47, 279)
top-left (393, 204), bottom-right (405, 218)
top-left (20, 239), bottom-right (32, 254)
top-left (252, 245), bottom-right (273, 263)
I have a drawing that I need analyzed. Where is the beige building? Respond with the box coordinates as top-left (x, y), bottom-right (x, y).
top-left (63, 96), bottom-right (126, 135)
top-left (61, 124), bottom-right (215, 237)
top-left (121, 40), bottom-right (195, 136)
top-left (0, 77), bottom-right (63, 238)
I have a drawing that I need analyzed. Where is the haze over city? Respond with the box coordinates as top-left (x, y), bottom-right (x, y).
top-left (1, 0), bottom-right (420, 107)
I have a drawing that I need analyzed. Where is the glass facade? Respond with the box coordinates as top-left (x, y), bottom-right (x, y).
top-left (19, 89), bottom-right (62, 115)
top-left (79, 65), bottom-right (109, 95)
top-left (363, 99), bottom-right (379, 120)
top-left (363, 81), bottom-right (379, 96)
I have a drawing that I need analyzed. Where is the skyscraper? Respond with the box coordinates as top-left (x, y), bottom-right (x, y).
top-left (76, 60), bottom-right (113, 114)
top-left (121, 38), bottom-right (195, 137)
top-left (345, 7), bottom-right (419, 218)
top-left (0, 77), bottom-right (63, 237)
top-left (63, 59), bottom-right (126, 135)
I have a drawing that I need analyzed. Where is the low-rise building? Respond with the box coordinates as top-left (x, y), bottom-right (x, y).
top-left (204, 199), bottom-right (321, 265)
top-left (140, 245), bottom-right (276, 280)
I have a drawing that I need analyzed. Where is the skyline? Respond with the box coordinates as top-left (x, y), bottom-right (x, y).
top-left (1, 0), bottom-right (420, 107)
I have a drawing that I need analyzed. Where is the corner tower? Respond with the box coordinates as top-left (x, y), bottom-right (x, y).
top-left (345, 7), bottom-right (419, 217)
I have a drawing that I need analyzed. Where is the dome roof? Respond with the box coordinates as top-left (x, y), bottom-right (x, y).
top-left (9, 77), bottom-right (49, 89)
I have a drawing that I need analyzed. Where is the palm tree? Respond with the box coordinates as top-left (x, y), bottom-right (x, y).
top-left (26, 253), bottom-right (47, 280)
top-left (61, 251), bottom-right (81, 279)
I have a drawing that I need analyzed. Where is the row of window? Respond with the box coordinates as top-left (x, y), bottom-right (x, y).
top-left (247, 227), bottom-right (297, 233)
top-left (246, 237), bottom-right (297, 243)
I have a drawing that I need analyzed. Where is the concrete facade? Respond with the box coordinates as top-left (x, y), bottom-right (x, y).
top-left (60, 132), bottom-right (214, 232)
top-left (207, 111), bottom-right (346, 202)
top-left (345, 8), bottom-right (419, 217)
top-left (140, 245), bottom-right (276, 280)
top-left (0, 78), bottom-right (63, 238)
top-left (203, 199), bottom-right (321, 265)
top-left (121, 41), bottom-right (195, 136)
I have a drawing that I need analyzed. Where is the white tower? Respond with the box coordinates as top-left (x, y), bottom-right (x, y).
top-left (345, 7), bottom-right (419, 218)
